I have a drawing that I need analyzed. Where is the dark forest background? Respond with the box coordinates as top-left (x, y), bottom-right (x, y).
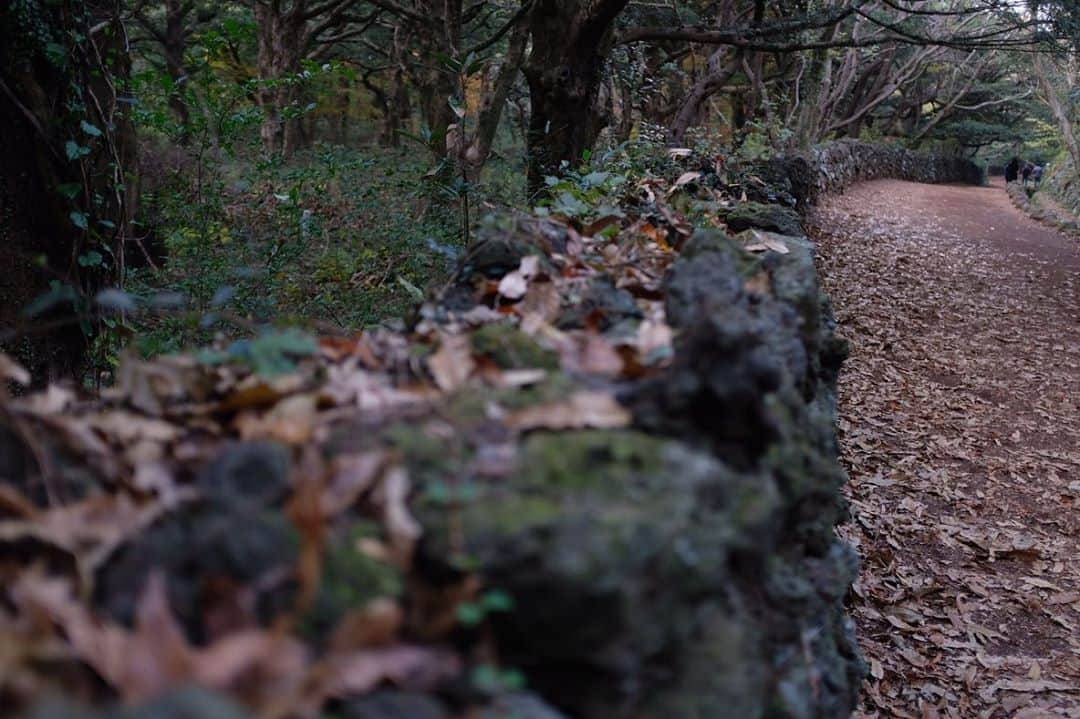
top-left (3, 0), bottom-right (1079, 383)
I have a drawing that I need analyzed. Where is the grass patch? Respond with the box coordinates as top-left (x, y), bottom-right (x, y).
top-left (127, 144), bottom-right (525, 357)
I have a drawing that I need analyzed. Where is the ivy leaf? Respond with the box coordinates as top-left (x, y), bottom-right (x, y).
top-left (455, 603), bottom-right (484, 627)
top-left (228, 328), bottom-right (319, 377)
top-left (470, 665), bottom-right (526, 694)
top-left (80, 120), bottom-right (103, 137)
top-left (65, 141), bottom-right (91, 160)
top-left (78, 250), bottom-right (103, 267)
top-left (70, 211), bottom-right (88, 230)
top-left (45, 42), bottom-right (67, 64)
top-left (57, 183), bottom-right (81, 200)
top-left (196, 347), bottom-right (230, 366)
top-left (448, 95), bottom-right (465, 119)
top-left (480, 590), bottom-right (514, 613)
top-left (550, 192), bottom-right (589, 217)
top-left (581, 171), bottom-right (610, 188)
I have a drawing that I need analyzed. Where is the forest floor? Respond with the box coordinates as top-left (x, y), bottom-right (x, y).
top-left (808, 179), bottom-right (1080, 719)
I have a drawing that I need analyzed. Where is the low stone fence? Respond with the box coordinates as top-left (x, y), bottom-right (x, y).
top-left (1006, 181), bottom-right (1080, 238)
top-left (750, 139), bottom-right (985, 209)
top-left (3, 140), bottom-right (976, 719)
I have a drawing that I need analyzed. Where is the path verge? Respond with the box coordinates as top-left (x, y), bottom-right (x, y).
top-left (810, 179), bottom-right (1080, 719)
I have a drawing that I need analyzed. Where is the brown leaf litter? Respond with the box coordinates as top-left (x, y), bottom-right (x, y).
top-left (0, 166), bottom-right (776, 717)
top-left (810, 179), bottom-right (1080, 719)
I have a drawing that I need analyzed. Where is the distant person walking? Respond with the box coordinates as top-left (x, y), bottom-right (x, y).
top-left (1021, 162), bottom-right (1032, 185)
top-left (1005, 157), bottom-right (1020, 183)
top-left (1031, 164), bottom-right (1043, 188)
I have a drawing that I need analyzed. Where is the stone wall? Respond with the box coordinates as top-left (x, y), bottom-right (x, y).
top-left (755, 139), bottom-right (985, 209)
top-left (410, 136), bottom-right (986, 713)
top-left (1040, 156), bottom-right (1080, 218)
top-left (4, 141), bottom-right (982, 719)
top-left (416, 217), bottom-right (864, 719)
top-left (1005, 180), bottom-right (1080, 238)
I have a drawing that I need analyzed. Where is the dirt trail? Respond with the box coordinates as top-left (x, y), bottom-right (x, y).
top-left (808, 179), bottom-right (1080, 719)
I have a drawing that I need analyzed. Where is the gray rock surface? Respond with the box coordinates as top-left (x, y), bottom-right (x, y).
top-left (778, 139), bottom-right (984, 208)
top-left (417, 225), bottom-right (864, 718)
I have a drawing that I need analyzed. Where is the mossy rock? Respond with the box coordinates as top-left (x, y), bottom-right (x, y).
top-left (95, 478), bottom-right (300, 640)
top-left (556, 275), bottom-right (642, 333)
top-left (724, 202), bottom-right (803, 236)
top-left (196, 440), bottom-right (292, 506)
top-left (664, 230), bottom-right (757, 329)
top-left (300, 523), bottom-right (403, 641)
top-left (384, 422), bottom-right (466, 487)
top-left (492, 373), bottom-right (576, 411)
top-left (470, 323), bottom-right (559, 370)
top-left (519, 430), bottom-right (667, 492)
top-left (415, 430), bottom-right (790, 713)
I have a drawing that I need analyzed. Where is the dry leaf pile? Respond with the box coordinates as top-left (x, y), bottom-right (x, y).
top-left (0, 166), bottom-right (806, 717)
top-left (810, 179), bottom-right (1080, 719)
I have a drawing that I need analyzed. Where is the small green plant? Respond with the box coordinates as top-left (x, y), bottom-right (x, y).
top-left (456, 589), bottom-right (515, 627)
top-left (535, 164), bottom-right (627, 219)
top-left (197, 327), bottom-right (318, 376)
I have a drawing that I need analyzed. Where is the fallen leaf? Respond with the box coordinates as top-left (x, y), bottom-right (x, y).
top-left (518, 280), bottom-right (562, 324)
top-left (668, 171), bottom-right (702, 195)
top-left (427, 333), bottom-right (475, 391)
top-left (323, 451), bottom-right (387, 515)
top-left (0, 352), bottom-right (30, 387)
top-left (312, 644), bottom-right (460, 701)
top-left (743, 230), bottom-right (790, 254)
top-left (635, 318), bottom-right (674, 358)
top-left (576, 333), bottom-right (624, 376)
top-left (329, 598), bottom-right (403, 651)
top-left (497, 255), bottom-right (541, 301)
top-left (234, 393), bottom-right (320, 445)
top-left (377, 466), bottom-right (421, 563)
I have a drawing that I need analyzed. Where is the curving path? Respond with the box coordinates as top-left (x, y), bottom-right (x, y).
top-left (808, 179), bottom-right (1080, 718)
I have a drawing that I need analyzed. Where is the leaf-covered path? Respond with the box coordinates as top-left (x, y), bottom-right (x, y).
top-left (809, 179), bottom-right (1080, 718)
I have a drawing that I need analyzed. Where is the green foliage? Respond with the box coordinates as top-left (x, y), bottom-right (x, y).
top-left (455, 590), bottom-right (515, 627)
top-left (535, 163), bottom-right (627, 218)
top-left (2, 0), bottom-right (137, 378)
top-left (127, 145), bottom-right (470, 360)
top-left (1042, 155), bottom-right (1080, 215)
top-left (197, 327), bottom-right (318, 377)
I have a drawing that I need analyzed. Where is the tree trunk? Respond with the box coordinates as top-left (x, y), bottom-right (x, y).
top-left (611, 65), bottom-right (635, 143)
top-left (255, 4), bottom-right (304, 156)
top-left (1033, 53), bottom-right (1080, 173)
top-left (333, 74), bottom-right (350, 144)
top-left (386, 26), bottom-right (413, 147)
top-left (523, 0), bottom-right (630, 196)
top-left (408, 0), bottom-right (462, 159)
top-left (0, 0), bottom-right (135, 382)
top-left (670, 49), bottom-right (738, 144)
top-left (459, 20), bottom-right (528, 181)
top-left (163, 0), bottom-right (191, 142)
